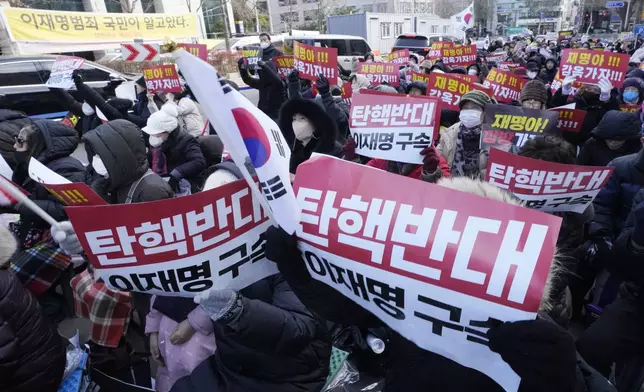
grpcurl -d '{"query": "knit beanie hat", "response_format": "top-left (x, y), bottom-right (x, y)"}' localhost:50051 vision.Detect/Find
top-left (143, 104), bottom-right (179, 135)
top-left (520, 79), bottom-right (548, 104)
top-left (459, 90), bottom-right (491, 109)
top-left (622, 77), bottom-right (644, 95)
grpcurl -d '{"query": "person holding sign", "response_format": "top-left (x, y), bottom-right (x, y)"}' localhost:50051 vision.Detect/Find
top-left (551, 76), bottom-right (619, 146)
top-left (437, 90), bottom-right (492, 178)
top-left (8, 122), bottom-right (85, 300)
top-left (265, 175), bottom-right (613, 392)
top-left (619, 77), bottom-right (644, 106)
top-left (520, 79), bottom-right (548, 110)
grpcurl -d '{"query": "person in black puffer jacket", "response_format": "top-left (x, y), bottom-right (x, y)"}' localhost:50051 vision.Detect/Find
top-left (0, 109), bottom-right (32, 170)
top-left (10, 120), bottom-right (86, 245)
top-left (238, 53), bottom-right (286, 122)
top-left (142, 105), bottom-right (207, 194)
top-left (0, 225), bottom-right (66, 392)
top-left (278, 96), bottom-right (343, 173)
top-left (578, 110), bottom-right (642, 167)
top-left (83, 119), bottom-right (174, 204)
top-left (544, 58), bottom-right (558, 84)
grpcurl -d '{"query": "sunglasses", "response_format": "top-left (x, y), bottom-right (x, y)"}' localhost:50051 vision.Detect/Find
top-left (14, 136), bottom-right (26, 148)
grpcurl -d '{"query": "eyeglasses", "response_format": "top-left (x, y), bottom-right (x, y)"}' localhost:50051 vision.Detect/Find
top-left (13, 136), bottom-right (26, 148)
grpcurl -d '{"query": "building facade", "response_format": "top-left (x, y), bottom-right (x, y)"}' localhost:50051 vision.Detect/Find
top-left (496, 0), bottom-right (566, 34)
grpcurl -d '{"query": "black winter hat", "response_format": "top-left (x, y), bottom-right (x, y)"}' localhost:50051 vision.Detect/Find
top-left (278, 98), bottom-right (338, 151)
top-left (135, 76), bottom-right (146, 88)
top-left (622, 77), bottom-right (644, 96)
top-left (406, 81), bottom-right (427, 95)
top-left (591, 110), bottom-right (642, 140)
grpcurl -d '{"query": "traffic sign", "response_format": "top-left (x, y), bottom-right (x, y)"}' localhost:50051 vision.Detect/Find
top-left (606, 1), bottom-right (624, 7)
top-left (634, 24), bottom-right (644, 37)
top-left (121, 43), bottom-right (160, 62)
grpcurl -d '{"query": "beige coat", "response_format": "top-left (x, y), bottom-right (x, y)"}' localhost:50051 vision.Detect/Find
top-left (437, 121), bottom-right (488, 178)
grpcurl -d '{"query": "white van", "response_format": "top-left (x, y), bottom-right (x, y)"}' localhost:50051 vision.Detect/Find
top-left (282, 34), bottom-right (378, 72)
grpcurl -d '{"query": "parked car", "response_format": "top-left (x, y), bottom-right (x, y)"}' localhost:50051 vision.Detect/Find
top-left (0, 55), bottom-right (132, 118)
top-left (391, 33), bottom-right (461, 55)
top-left (283, 34), bottom-right (378, 72)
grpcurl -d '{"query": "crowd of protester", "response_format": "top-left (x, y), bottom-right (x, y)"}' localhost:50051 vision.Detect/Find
top-left (3, 31), bottom-right (644, 392)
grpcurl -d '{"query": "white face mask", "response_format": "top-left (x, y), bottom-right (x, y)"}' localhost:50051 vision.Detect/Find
top-left (92, 156), bottom-right (108, 177)
top-left (260, 42), bottom-right (270, 49)
top-left (468, 69), bottom-right (478, 75)
top-left (82, 102), bottom-right (95, 116)
top-left (292, 119), bottom-right (314, 143)
top-left (459, 109), bottom-right (482, 128)
top-left (606, 140), bottom-right (626, 150)
top-left (366, 59), bottom-right (374, 63)
top-left (527, 71), bottom-right (538, 79)
top-left (149, 135), bottom-right (164, 148)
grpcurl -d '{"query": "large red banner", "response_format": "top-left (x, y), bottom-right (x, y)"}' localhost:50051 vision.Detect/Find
top-left (559, 48), bottom-right (629, 87)
top-left (486, 148), bottom-right (614, 213)
top-left (483, 68), bottom-right (524, 103)
top-left (357, 62), bottom-right (399, 86)
top-left (293, 41), bottom-right (338, 84)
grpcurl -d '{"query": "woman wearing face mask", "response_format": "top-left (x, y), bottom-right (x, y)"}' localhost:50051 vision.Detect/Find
top-left (7, 122), bottom-right (85, 301)
top-left (466, 64), bottom-right (483, 83)
top-left (437, 90), bottom-right (491, 178)
top-left (148, 91), bottom-right (206, 138)
top-left (278, 95), bottom-right (343, 174)
top-left (578, 110), bottom-right (643, 167)
top-left (142, 105), bottom-right (207, 194)
top-left (619, 78), bottom-right (644, 106)
top-left (551, 75), bottom-right (620, 146)
top-left (363, 52), bottom-right (375, 62)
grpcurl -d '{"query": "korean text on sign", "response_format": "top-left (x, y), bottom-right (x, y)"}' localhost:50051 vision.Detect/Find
top-left (2, 8), bottom-right (198, 43)
top-left (481, 104), bottom-right (559, 151)
top-left (349, 93), bottom-right (438, 164)
top-left (560, 49), bottom-right (629, 87)
top-left (64, 179), bottom-right (277, 296)
top-left (486, 148), bottom-right (614, 213)
top-left (410, 71), bottom-right (429, 84)
top-left (293, 154), bottom-right (562, 392)
top-left (357, 62), bottom-right (400, 86)
top-left (242, 46), bottom-right (262, 70)
top-left (486, 52), bottom-right (507, 64)
top-left (46, 183), bottom-right (107, 206)
top-left (273, 55), bottom-right (295, 78)
top-left (428, 73), bottom-right (474, 109)
top-left (143, 64), bottom-right (182, 93)
top-left (428, 41), bottom-right (454, 58)
top-left (388, 49), bottom-right (409, 65)
top-left (620, 104), bottom-right (639, 112)
top-left (550, 69), bottom-right (583, 95)
top-left (293, 41), bottom-right (338, 84)
top-left (483, 69), bottom-right (524, 103)
top-left (440, 44), bottom-right (477, 67)
top-left (549, 107), bottom-right (587, 133)
top-left (178, 43), bottom-right (207, 61)
top-left (45, 56), bottom-right (85, 90)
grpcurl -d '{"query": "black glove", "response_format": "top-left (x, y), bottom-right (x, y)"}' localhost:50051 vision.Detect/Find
top-left (487, 319), bottom-right (577, 392)
top-left (265, 225), bottom-right (299, 264)
top-left (316, 74), bottom-right (330, 95)
top-left (257, 59), bottom-right (266, 68)
top-left (72, 70), bottom-right (83, 89)
top-left (237, 57), bottom-right (247, 70)
top-left (167, 174), bottom-right (180, 192)
top-left (288, 69), bottom-right (299, 83)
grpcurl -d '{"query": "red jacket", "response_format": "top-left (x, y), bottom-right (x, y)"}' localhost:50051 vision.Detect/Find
top-left (365, 155), bottom-right (450, 180)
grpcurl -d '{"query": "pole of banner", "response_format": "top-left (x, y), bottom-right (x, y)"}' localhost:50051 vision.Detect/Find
top-left (0, 176), bottom-right (58, 227)
top-left (624, 1), bottom-right (631, 32)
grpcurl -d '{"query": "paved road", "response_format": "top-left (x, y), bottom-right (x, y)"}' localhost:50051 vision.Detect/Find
top-left (71, 87), bottom-right (259, 164)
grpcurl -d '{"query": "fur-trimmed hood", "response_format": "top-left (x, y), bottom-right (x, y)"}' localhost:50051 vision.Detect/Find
top-left (0, 224), bottom-right (17, 267)
top-left (278, 98), bottom-right (340, 154)
top-left (437, 176), bottom-right (562, 312)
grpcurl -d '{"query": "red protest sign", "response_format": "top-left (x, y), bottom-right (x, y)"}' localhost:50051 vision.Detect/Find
top-left (558, 30), bottom-right (573, 41)
top-left (620, 104), bottom-right (639, 112)
top-left (481, 104), bottom-right (559, 151)
top-left (487, 148), bottom-right (614, 213)
top-left (293, 41), bottom-right (338, 84)
top-left (410, 71), bottom-right (430, 85)
top-left (178, 43), bottom-right (208, 61)
top-left (483, 68), bottom-right (524, 103)
top-left (64, 179), bottom-right (276, 295)
top-left (143, 64), bottom-right (182, 93)
top-left (440, 44), bottom-right (477, 68)
top-left (273, 55), bottom-right (295, 79)
top-left (427, 73), bottom-right (475, 109)
top-left (486, 52), bottom-right (507, 64)
top-left (388, 49), bottom-right (409, 64)
top-left (60, 112), bottom-right (79, 128)
top-left (427, 41), bottom-right (454, 58)
top-left (349, 93), bottom-right (439, 164)
top-left (341, 82), bottom-right (352, 107)
top-left (498, 62), bottom-right (520, 72)
top-left (560, 48), bottom-right (629, 87)
top-left (451, 74), bottom-right (476, 83)
top-left (549, 107), bottom-right (587, 133)
top-left (46, 183), bottom-right (107, 206)
top-left (357, 62), bottom-right (399, 86)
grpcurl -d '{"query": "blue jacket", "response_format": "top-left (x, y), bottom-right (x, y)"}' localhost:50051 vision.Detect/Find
top-left (591, 149), bottom-right (644, 239)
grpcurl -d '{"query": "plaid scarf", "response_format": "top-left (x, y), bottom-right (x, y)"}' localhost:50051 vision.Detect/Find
top-left (451, 123), bottom-right (482, 178)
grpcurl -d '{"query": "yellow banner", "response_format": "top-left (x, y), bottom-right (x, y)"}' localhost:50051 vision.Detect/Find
top-left (2, 8), bottom-right (198, 43)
